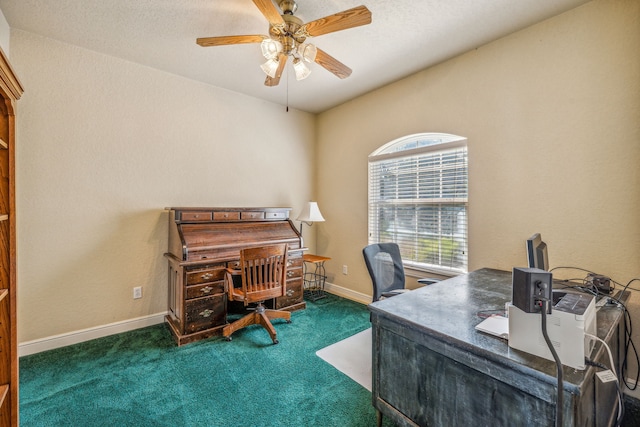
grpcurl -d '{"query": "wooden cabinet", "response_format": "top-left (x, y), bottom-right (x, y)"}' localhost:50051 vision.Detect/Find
top-left (0, 48), bottom-right (23, 427)
top-left (165, 207), bottom-right (305, 345)
top-left (166, 259), bottom-right (228, 342)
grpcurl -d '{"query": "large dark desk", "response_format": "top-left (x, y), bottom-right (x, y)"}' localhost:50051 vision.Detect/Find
top-left (369, 268), bottom-right (626, 427)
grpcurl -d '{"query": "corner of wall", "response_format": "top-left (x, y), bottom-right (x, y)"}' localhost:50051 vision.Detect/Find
top-left (0, 8), bottom-right (10, 55)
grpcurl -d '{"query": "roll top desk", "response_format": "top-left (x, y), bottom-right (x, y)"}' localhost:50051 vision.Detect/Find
top-left (165, 207), bottom-right (305, 345)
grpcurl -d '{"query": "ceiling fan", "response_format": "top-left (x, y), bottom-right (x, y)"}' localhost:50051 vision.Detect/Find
top-left (196, 0), bottom-right (372, 86)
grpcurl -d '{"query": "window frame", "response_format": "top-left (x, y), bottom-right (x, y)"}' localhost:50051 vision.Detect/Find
top-left (368, 133), bottom-right (468, 276)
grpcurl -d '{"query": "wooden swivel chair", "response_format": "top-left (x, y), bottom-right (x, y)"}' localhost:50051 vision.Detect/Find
top-left (222, 244), bottom-right (291, 344)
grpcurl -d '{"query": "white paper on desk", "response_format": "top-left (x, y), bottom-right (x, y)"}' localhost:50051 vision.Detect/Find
top-left (475, 315), bottom-right (509, 339)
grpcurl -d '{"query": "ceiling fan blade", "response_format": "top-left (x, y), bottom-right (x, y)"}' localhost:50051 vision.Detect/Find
top-left (314, 48), bottom-right (352, 79)
top-left (252, 0), bottom-right (285, 27)
top-left (265, 54), bottom-right (288, 86)
top-left (298, 5), bottom-right (371, 38)
top-left (196, 35), bottom-right (266, 47)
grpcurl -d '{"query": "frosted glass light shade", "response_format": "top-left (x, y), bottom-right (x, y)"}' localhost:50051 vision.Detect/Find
top-left (260, 58), bottom-right (279, 78)
top-left (297, 43), bottom-right (317, 63)
top-left (260, 38), bottom-right (283, 59)
top-left (293, 58), bottom-right (311, 81)
top-left (297, 202), bottom-right (325, 223)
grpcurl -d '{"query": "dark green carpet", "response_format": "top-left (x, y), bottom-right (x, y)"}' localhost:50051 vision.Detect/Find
top-left (20, 295), bottom-right (394, 427)
top-left (623, 394), bottom-right (640, 427)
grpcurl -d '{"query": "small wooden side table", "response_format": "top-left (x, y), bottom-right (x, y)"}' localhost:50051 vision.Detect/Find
top-left (302, 254), bottom-right (331, 301)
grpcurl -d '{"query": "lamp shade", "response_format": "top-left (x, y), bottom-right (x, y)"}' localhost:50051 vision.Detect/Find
top-left (296, 202), bottom-right (325, 222)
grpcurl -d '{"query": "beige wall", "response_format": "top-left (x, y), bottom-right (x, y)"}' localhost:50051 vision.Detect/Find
top-left (11, 30), bottom-right (316, 342)
top-left (317, 0), bottom-right (639, 371)
top-left (0, 8), bottom-right (9, 56)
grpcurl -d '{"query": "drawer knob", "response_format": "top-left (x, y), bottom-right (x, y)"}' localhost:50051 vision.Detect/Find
top-left (287, 271), bottom-right (295, 277)
top-left (286, 289), bottom-right (294, 297)
top-left (287, 260), bottom-right (294, 267)
top-left (200, 286), bottom-right (213, 294)
top-left (201, 273), bottom-right (213, 280)
top-left (199, 309), bottom-right (213, 318)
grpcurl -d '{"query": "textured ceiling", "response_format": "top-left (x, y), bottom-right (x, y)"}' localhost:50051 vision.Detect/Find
top-left (0, 0), bottom-right (590, 113)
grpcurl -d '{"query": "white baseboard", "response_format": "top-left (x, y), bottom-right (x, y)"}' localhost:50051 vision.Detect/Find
top-left (17, 287), bottom-right (371, 357)
top-left (324, 281), bottom-right (372, 305)
top-left (18, 312), bottom-right (167, 357)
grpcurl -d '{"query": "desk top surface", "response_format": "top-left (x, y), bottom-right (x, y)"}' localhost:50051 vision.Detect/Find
top-left (369, 268), bottom-right (627, 387)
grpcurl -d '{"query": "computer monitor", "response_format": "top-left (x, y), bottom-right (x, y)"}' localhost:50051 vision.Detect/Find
top-left (526, 233), bottom-right (549, 271)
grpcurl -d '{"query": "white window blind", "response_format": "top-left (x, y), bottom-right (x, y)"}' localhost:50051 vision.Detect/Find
top-left (368, 134), bottom-right (468, 274)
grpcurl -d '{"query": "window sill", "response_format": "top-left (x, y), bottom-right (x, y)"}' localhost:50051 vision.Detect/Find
top-left (404, 265), bottom-right (464, 280)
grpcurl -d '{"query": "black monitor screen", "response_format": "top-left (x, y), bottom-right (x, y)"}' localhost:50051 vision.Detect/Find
top-left (526, 233), bottom-right (549, 271)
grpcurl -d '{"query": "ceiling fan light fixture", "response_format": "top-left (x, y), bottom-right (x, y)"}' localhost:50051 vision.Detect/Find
top-left (260, 38), bottom-right (283, 60)
top-left (293, 58), bottom-right (311, 81)
top-left (260, 58), bottom-right (280, 78)
top-left (297, 43), bottom-right (317, 63)
top-left (196, 2), bottom-right (372, 87)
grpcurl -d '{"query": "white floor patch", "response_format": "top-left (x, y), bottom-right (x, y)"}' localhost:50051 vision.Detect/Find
top-left (316, 328), bottom-right (372, 391)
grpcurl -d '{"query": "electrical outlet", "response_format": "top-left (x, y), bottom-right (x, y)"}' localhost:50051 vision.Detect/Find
top-left (342, 265), bottom-right (348, 275)
top-left (133, 286), bottom-right (142, 299)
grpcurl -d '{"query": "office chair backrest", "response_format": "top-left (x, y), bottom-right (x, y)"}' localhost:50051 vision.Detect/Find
top-left (362, 243), bottom-right (405, 302)
top-left (238, 244), bottom-right (288, 304)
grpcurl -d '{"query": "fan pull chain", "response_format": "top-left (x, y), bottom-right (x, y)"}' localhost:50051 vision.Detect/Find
top-left (286, 67), bottom-right (289, 112)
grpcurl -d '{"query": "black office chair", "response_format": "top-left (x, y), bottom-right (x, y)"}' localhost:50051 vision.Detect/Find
top-left (363, 242), bottom-right (441, 302)
top-left (362, 243), bottom-right (412, 302)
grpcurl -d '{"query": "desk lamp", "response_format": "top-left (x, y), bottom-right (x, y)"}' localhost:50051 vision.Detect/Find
top-left (296, 202), bottom-right (325, 243)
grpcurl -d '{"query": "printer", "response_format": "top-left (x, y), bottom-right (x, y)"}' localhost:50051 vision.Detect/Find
top-left (508, 291), bottom-right (596, 370)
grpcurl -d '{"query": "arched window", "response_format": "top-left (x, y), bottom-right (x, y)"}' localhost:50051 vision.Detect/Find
top-left (368, 133), bottom-right (468, 274)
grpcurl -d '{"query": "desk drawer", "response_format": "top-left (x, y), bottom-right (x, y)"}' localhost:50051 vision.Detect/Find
top-left (274, 278), bottom-right (303, 309)
top-left (241, 211), bottom-right (265, 220)
top-left (265, 211), bottom-right (287, 220)
top-left (185, 295), bottom-right (226, 333)
top-left (180, 211), bottom-right (213, 222)
top-left (186, 281), bottom-right (225, 300)
top-left (213, 211), bottom-right (240, 221)
top-left (286, 257), bottom-right (303, 269)
top-left (186, 267), bottom-right (225, 285)
top-left (286, 268), bottom-right (302, 280)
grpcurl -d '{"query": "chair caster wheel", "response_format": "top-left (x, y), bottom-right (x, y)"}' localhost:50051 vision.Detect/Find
top-left (286, 320), bottom-right (292, 324)
top-left (273, 339), bottom-right (279, 345)
top-left (225, 336), bottom-right (232, 342)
